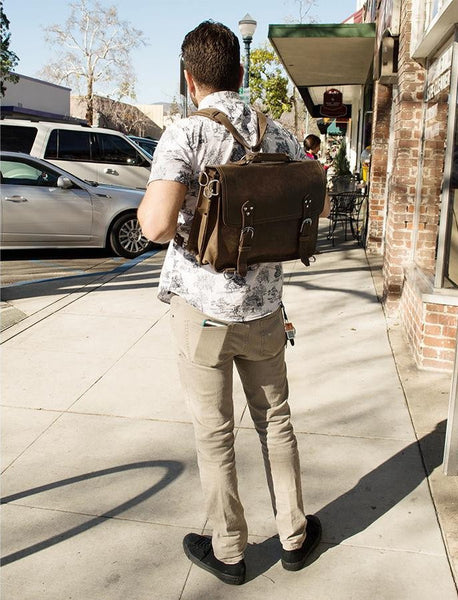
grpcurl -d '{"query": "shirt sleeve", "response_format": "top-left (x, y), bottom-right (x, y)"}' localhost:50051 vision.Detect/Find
top-left (286, 129), bottom-right (306, 160)
top-left (147, 122), bottom-right (194, 186)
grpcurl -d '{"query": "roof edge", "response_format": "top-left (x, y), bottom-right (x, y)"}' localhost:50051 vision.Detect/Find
top-left (268, 23), bottom-right (376, 40)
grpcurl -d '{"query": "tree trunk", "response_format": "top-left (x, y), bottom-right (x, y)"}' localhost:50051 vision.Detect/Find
top-left (86, 76), bottom-right (94, 125)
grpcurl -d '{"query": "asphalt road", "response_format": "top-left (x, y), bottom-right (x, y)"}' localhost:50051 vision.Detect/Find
top-left (0, 248), bottom-right (165, 332)
top-left (1, 248), bottom-right (133, 287)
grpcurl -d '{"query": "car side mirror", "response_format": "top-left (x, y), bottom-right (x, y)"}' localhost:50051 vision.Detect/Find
top-left (57, 176), bottom-right (73, 189)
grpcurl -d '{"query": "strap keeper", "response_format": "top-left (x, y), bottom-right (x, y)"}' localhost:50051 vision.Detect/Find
top-left (298, 195), bottom-right (313, 267)
top-left (236, 201), bottom-right (255, 277)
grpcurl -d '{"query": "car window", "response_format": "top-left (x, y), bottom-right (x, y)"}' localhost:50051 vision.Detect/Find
top-left (138, 140), bottom-right (156, 155)
top-left (0, 125), bottom-right (38, 153)
top-left (45, 129), bottom-right (92, 161)
top-left (1, 159), bottom-right (60, 187)
top-left (94, 133), bottom-right (144, 165)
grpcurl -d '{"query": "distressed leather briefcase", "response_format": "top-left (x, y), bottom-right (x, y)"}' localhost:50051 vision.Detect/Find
top-left (179, 108), bottom-right (327, 277)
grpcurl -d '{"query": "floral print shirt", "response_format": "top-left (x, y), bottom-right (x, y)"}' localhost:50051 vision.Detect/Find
top-left (148, 91), bottom-right (305, 322)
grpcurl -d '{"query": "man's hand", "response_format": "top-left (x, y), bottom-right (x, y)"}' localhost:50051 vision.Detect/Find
top-left (137, 180), bottom-right (187, 244)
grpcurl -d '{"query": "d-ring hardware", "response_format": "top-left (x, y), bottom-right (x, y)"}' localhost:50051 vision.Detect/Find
top-left (300, 218), bottom-right (312, 233)
top-left (198, 172), bottom-right (209, 187)
top-left (204, 179), bottom-right (220, 198)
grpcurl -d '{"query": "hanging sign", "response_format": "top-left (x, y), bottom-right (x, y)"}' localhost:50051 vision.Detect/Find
top-left (320, 88), bottom-right (347, 118)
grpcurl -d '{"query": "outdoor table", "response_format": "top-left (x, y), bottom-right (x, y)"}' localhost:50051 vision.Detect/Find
top-left (327, 190), bottom-right (367, 246)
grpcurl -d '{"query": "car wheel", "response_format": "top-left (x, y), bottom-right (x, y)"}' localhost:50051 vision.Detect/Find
top-left (109, 213), bottom-right (154, 259)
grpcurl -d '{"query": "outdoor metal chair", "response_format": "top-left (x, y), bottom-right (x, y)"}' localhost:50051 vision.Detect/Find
top-left (327, 191), bottom-right (367, 246)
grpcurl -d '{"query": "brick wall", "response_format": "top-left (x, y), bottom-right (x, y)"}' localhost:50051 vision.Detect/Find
top-left (382, 0), bottom-right (425, 311)
top-left (368, 0), bottom-right (455, 371)
top-left (400, 274), bottom-right (458, 371)
top-left (366, 83), bottom-right (391, 252)
top-left (414, 91), bottom-right (448, 274)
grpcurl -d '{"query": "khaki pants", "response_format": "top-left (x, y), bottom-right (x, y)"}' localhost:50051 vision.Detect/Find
top-left (169, 295), bottom-right (306, 564)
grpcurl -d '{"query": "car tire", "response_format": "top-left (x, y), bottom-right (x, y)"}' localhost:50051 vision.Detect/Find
top-left (109, 213), bottom-right (154, 259)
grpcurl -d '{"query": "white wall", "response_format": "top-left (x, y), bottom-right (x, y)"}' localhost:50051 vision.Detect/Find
top-left (136, 104), bottom-right (165, 129)
top-left (2, 73), bottom-right (71, 116)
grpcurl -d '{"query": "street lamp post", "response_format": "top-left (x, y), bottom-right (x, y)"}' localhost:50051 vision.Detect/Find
top-left (238, 14), bottom-right (257, 90)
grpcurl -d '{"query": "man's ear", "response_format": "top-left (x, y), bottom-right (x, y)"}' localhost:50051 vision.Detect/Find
top-left (184, 70), bottom-right (196, 96)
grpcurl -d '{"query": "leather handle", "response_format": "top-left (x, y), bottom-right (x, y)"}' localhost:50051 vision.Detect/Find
top-left (246, 153), bottom-right (292, 164)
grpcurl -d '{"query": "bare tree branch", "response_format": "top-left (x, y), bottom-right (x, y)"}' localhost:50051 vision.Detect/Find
top-left (40, 0), bottom-right (147, 123)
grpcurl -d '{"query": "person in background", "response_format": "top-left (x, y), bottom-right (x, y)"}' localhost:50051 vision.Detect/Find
top-left (138, 20), bottom-right (328, 587)
top-left (304, 134), bottom-right (321, 160)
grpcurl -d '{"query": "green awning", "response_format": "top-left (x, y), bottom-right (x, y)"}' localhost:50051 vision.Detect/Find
top-left (269, 23), bottom-right (376, 87)
top-left (268, 23), bottom-right (376, 115)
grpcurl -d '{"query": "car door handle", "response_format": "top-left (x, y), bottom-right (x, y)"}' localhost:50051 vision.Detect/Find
top-left (104, 168), bottom-right (119, 175)
top-left (4, 196), bottom-right (28, 202)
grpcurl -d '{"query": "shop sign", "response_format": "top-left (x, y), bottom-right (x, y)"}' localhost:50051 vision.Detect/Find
top-left (320, 89), bottom-right (347, 118)
top-left (426, 45), bottom-right (453, 101)
top-left (425, 102), bottom-right (441, 139)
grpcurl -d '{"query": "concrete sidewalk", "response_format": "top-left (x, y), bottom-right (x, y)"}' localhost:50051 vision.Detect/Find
top-left (1, 230), bottom-right (457, 599)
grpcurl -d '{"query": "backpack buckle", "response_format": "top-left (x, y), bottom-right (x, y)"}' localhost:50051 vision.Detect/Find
top-left (240, 226), bottom-right (255, 241)
top-left (300, 217), bottom-right (312, 233)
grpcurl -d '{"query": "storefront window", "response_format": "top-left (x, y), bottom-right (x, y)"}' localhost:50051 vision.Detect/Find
top-left (435, 30), bottom-right (458, 289)
top-left (443, 97), bottom-right (458, 287)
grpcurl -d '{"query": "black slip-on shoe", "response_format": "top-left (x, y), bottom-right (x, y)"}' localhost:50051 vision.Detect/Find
top-left (281, 514), bottom-right (322, 571)
top-left (183, 533), bottom-right (246, 585)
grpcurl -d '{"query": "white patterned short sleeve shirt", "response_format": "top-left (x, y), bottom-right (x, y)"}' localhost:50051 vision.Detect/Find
top-left (148, 91), bottom-right (305, 322)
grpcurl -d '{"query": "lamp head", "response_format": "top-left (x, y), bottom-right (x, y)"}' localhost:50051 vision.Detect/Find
top-left (238, 14), bottom-right (257, 41)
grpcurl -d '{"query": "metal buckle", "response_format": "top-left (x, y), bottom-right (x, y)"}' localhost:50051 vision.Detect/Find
top-left (300, 217), bottom-right (312, 233)
top-left (240, 226), bottom-right (254, 241)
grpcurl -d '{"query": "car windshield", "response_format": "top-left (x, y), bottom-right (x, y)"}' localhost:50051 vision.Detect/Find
top-left (0, 154), bottom-right (100, 189)
top-left (129, 137), bottom-right (157, 158)
top-left (137, 147), bottom-right (153, 159)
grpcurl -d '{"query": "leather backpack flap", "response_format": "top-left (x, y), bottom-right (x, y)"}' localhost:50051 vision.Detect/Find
top-left (217, 159), bottom-right (326, 265)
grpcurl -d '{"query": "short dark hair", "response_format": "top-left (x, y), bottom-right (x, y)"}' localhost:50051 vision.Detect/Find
top-left (181, 21), bottom-right (241, 92)
top-left (304, 134), bottom-right (321, 152)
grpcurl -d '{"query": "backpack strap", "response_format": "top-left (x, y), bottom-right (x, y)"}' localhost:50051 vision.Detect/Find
top-left (192, 108), bottom-right (267, 153)
top-left (299, 194), bottom-right (313, 268)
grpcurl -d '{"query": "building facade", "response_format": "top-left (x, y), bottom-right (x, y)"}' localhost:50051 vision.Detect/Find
top-left (268, 0), bottom-right (457, 373)
top-left (1, 73), bottom-right (76, 122)
top-left (367, 0), bottom-right (458, 371)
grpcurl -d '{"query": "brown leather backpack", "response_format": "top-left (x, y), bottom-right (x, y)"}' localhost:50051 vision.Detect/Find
top-left (177, 108), bottom-right (327, 277)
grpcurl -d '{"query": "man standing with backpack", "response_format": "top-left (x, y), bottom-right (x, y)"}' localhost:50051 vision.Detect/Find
top-left (138, 20), bottom-right (328, 586)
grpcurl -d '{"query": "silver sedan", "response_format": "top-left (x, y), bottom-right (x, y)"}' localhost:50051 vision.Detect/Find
top-left (0, 151), bottom-right (155, 258)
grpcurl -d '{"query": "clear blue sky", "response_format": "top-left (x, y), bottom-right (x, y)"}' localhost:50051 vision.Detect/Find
top-left (4, 0), bottom-right (358, 104)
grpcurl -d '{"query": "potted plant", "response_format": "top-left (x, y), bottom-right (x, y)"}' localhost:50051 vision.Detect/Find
top-left (331, 141), bottom-right (354, 192)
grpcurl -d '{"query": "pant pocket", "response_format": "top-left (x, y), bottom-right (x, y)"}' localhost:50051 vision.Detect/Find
top-left (260, 309), bottom-right (286, 358)
top-left (187, 321), bottom-right (229, 367)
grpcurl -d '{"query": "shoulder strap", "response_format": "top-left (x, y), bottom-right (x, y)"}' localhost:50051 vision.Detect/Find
top-left (192, 108), bottom-right (267, 153)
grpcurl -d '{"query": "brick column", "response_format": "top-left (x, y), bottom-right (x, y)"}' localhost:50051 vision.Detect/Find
top-left (414, 92), bottom-right (448, 273)
top-left (366, 83), bottom-right (392, 253)
top-left (382, 0), bottom-right (425, 312)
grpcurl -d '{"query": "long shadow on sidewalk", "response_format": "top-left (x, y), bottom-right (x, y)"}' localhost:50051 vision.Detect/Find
top-left (311, 422), bottom-right (446, 560)
top-left (247, 423), bottom-right (446, 578)
top-left (1, 428), bottom-right (447, 578)
top-left (1, 460), bottom-right (184, 566)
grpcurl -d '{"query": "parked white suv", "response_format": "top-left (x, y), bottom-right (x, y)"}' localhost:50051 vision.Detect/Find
top-left (0, 119), bottom-right (152, 189)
